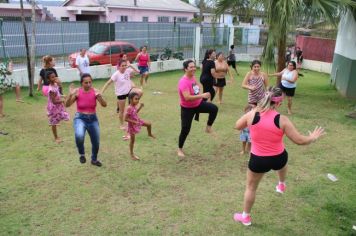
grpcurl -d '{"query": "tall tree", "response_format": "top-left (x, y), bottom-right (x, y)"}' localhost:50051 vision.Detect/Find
top-left (20, 0), bottom-right (33, 96)
top-left (215, 0), bottom-right (356, 84)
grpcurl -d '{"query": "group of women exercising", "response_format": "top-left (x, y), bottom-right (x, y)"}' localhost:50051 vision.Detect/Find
top-left (1, 46), bottom-right (325, 226)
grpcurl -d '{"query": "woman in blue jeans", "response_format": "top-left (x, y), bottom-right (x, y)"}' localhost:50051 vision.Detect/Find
top-left (66, 73), bottom-right (107, 167)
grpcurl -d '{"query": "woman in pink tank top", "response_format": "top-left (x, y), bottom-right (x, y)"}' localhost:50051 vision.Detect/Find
top-left (135, 46), bottom-right (150, 87)
top-left (232, 86), bottom-right (325, 226)
top-left (66, 73), bottom-right (107, 167)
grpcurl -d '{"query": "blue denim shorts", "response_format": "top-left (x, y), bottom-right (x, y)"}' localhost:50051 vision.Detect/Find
top-left (138, 66), bottom-right (149, 75)
top-left (240, 132), bottom-right (250, 142)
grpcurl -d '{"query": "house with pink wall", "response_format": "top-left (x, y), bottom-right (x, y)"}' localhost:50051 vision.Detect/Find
top-left (49, 0), bottom-right (199, 23)
top-left (0, 0), bottom-right (198, 22)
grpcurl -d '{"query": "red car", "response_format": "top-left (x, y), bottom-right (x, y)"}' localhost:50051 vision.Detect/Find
top-left (69, 41), bottom-right (139, 67)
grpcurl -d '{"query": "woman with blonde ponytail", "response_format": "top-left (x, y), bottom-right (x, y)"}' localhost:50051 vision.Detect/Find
top-left (232, 86), bottom-right (325, 226)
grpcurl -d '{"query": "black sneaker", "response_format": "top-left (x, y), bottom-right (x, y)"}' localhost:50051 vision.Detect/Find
top-left (91, 160), bottom-right (102, 167)
top-left (79, 155), bottom-right (86, 164)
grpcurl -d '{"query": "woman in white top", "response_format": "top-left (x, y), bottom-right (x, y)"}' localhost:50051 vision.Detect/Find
top-left (101, 59), bottom-right (142, 130)
top-left (269, 61), bottom-right (298, 115)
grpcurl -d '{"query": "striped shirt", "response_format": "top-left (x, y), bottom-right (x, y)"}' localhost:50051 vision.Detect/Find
top-left (248, 74), bottom-right (265, 104)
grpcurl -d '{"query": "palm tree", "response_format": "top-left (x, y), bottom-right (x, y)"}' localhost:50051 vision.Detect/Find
top-left (215, 0), bottom-right (356, 84)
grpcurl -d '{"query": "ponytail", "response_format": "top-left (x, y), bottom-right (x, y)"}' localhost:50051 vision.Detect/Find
top-left (257, 86), bottom-right (283, 112)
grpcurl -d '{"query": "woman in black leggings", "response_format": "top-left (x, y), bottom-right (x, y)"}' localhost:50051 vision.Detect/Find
top-left (200, 49), bottom-right (218, 101)
top-left (177, 60), bottom-right (218, 158)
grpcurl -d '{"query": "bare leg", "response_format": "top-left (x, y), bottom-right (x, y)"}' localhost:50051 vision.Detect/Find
top-left (0, 95), bottom-right (4, 117)
top-left (118, 99), bottom-right (126, 128)
top-left (51, 125), bottom-right (61, 143)
top-left (140, 75), bottom-right (144, 87)
top-left (246, 142), bottom-right (251, 153)
top-left (144, 73), bottom-right (149, 83)
top-left (142, 120), bottom-right (155, 138)
top-left (277, 165), bottom-right (288, 182)
top-left (205, 125), bottom-right (213, 133)
top-left (15, 84), bottom-right (23, 102)
top-left (129, 134), bottom-right (139, 160)
top-left (287, 96), bottom-right (293, 115)
top-left (240, 142), bottom-right (247, 155)
top-left (218, 87), bottom-right (223, 104)
top-left (243, 169), bottom-right (264, 214)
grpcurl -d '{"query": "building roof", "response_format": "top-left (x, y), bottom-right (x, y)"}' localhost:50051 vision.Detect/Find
top-left (62, 0), bottom-right (199, 13)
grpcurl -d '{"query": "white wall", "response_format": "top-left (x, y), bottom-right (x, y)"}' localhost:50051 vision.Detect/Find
top-left (334, 10), bottom-right (356, 60)
top-left (299, 59), bottom-right (332, 74)
top-left (8, 60), bottom-right (185, 87)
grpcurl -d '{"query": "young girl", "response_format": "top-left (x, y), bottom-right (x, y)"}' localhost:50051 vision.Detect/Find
top-left (124, 92), bottom-right (155, 160)
top-left (38, 55), bottom-right (62, 96)
top-left (47, 71), bottom-right (69, 143)
top-left (240, 105), bottom-right (252, 155)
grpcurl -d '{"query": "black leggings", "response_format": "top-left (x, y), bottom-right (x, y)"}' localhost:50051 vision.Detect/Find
top-left (202, 83), bottom-right (216, 101)
top-left (178, 101), bottom-right (218, 148)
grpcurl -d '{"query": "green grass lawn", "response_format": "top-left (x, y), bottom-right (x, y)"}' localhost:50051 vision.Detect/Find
top-left (0, 62), bottom-right (355, 235)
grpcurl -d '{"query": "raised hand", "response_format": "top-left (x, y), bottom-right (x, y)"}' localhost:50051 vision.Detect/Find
top-left (308, 126), bottom-right (326, 142)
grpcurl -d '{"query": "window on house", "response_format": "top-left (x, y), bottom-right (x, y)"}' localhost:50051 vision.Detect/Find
top-left (142, 17), bottom-right (149, 22)
top-left (176, 17), bottom-right (187, 23)
top-left (122, 45), bottom-right (136, 53)
top-left (61, 17), bottom-right (69, 21)
top-left (158, 16), bottom-right (169, 23)
top-left (120, 16), bottom-right (128, 22)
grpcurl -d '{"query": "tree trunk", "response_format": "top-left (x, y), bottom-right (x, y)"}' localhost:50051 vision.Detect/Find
top-left (30, 0), bottom-right (36, 96)
top-left (276, 37), bottom-right (286, 86)
top-left (19, 0), bottom-right (33, 96)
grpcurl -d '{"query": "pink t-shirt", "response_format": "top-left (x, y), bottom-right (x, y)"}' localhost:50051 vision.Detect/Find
top-left (111, 68), bottom-right (133, 96)
top-left (249, 110), bottom-right (285, 156)
top-left (178, 75), bottom-right (202, 108)
top-left (76, 88), bottom-right (97, 113)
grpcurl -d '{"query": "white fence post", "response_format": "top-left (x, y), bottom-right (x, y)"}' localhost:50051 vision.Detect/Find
top-left (194, 26), bottom-right (201, 63)
top-left (228, 26), bottom-right (234, 48)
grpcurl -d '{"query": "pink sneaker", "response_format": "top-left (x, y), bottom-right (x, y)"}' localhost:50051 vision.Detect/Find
top-left (233, 213), bottom-right (251, 226)
top-left (276, 183), bottom-right (286, 194)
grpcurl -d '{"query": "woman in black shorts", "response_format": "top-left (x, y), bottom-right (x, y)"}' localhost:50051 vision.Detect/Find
top-left (214, 52), bottom-right (233, 104)
top-left (233, 86), bottom-right (325, 226)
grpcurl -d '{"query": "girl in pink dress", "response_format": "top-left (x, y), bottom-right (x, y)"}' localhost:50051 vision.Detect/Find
top-left (124, 92), bottom-right (155, 160)
top-left (47, 71), bottom-right (69, 143)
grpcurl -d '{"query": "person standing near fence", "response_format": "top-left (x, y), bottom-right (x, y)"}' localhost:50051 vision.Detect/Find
top-left (295, 47), bottom-right (303, 70)
top-left (0, 61), bottom-right (22, 118)
top-left (178, 60), bottom-right (218, 158)
top-left (135, 46), bottom-right (150, 87)
top-left (242, 60), bottom-right (268, 106)
top-left (200, 49), bottom-right (218, 101)
top-left (65, 73), bottom-right (107, 167)
top-left (227, 45), bottom-right (239, 76)
top-left (214, 52), bottom-right (233, 104)
top-left (76, 49), bottom-right (90, 78)
top-left (233, 86), bottom-right (325, 226)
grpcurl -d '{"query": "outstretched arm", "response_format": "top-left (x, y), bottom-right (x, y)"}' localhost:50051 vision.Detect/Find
top-left (281, 115), bottom-right (325, 145)
top-left (101, 79), bottom-right (113, 94)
